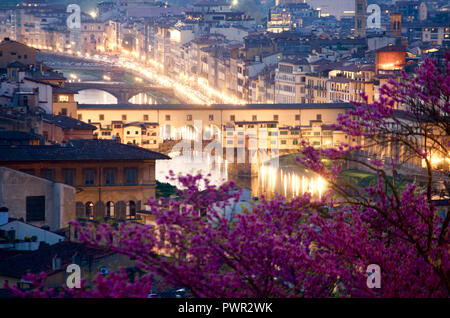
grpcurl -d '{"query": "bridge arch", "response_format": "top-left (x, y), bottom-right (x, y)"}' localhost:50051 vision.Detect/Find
top-left (203, 124), bottom-right (221, 141)
top-left (178, 124), bottom-right (200, 141)
top-left (160, 124), bottom-right (177, 140)
top-left (74, 88), bottom-right (118, 104)
top-left (128, 92), bottom-right (157, 104)
top-left (67, 82), bottom-right (167, 104)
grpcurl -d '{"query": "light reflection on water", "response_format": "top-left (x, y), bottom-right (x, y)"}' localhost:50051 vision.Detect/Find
top-left (74, 89), bottom-right (118, 104)
top-left (155, 151), bottom-right (228, 190)
top-left (156, 151), bottom-right (326, 200)
top-left (258, 165), bottom-right (326, 200)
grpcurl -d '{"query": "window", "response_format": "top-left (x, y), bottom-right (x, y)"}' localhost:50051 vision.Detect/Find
top-left (99, 114), bottom-right (104, 121)
top-left (127, 201), bottom-right (136, 219)
top-left (104, 169), bottom-right (115, 185)
top-left (252, 115), bottom-right (257, 121)
top-left (84, 169), bottom-right (95, 185)
top-left (165, 115), bottom-right (171, 121)
top-left (316, 114), bottom-right (322, 121)
top-left (63, 169), bottom-right (75, 185)
top-left (281, 140), bottom-right (287, 145)
top-left (209, 114), bottom-right (214, 121)
top-left (85, 202), bottom-right (94, 219)
top-left (273, 115), bottom-right (279, 121)
top-left (106, 202), bottom-right (115, 218)
top-left (293, 139), bottom-right (299, 145)
top-left (26, 196), bottom-right (45, 222)
top-left (127, 131), bottom-right (130, 135)
top-left (295, 114), bottom-right (300, 121)
top-left (187, 114), bottom-right (192, 121)
top-left (41, 169), bottom-right (54, 181)
top-left (230, 115), bottom-right (235, 121)
top-left (280, 131), bottom-right (288, 135)
top-left (143, 114), bottom-right (149, 121)
top-left (135, 130), bottom-right (139, 135)
top-left (61, 108), bottom-right (67, 116)
top-left (122, 114), bottom-right (127, 121)
top-left (125, 168), bottom-right (137, 184)
top-left (58, 95), bottom-right (69, 102)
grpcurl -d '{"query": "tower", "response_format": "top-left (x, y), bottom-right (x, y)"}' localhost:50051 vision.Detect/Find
top-left (355, 0), bottom-right (367, 37)
top-left (390, 13), bottom-right (402, 37)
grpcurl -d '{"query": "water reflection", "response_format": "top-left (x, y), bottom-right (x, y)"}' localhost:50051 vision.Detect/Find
top-left (259, 165), bottom-right (326, 200)
top-left (156, 150), bottom-right (326, 200)
top-left (129, 93), bottom-right (156, 105)
top-left (74, 89), bottom-right (118, 104)
top-left (156, 151), bottom-right (228, 190)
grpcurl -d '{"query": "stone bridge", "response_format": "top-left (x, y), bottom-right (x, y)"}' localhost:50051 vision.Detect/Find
top-left (66, 82), bottom-right (174, 104)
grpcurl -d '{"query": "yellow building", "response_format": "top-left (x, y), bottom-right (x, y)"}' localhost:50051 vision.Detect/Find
top-left (92, 120), bottom-right (160, 150)
top-left (52, 87), bottom-right (78, 118)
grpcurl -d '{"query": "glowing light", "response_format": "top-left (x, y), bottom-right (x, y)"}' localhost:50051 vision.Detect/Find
top-left (260, 165), bottom-right (327, 199)
top-left (90, 11), bottom-right (97, 19)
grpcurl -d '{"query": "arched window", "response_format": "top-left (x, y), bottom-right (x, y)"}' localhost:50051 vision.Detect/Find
top-left (126, 201), bottom-right (136, 219)
top-left (106, 201), bottom-right (115, 218)
top-left (85, 202), bottom-right (94, 219)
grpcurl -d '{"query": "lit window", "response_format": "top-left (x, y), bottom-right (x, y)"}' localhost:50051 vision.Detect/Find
top-left (58, 95), bottom-right (69, 102)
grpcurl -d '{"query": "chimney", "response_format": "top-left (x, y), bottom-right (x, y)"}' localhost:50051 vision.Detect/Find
top-left (0, 207), bottom-right (8, 226)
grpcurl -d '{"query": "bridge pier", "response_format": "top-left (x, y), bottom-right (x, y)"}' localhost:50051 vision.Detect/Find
top-left (117, 92), bottom-right (132, 104)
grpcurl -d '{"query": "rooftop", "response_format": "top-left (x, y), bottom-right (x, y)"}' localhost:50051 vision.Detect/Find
top-left (42, 114), bottom-right (97, 131)
top-left (0, 241), bottom-right (113, 278)
top-left (0, 130), bottom-right (42, 141)
top-left (0, 139), bottom-right (170, 162)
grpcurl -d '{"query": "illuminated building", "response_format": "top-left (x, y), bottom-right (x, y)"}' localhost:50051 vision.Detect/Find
top-left (375, 45), bottom-right (406, 73)
top-left (267, 2), bottom-right (319, 33)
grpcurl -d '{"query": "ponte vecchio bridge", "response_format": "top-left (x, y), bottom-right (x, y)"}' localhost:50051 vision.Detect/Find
top-left (66, 82), bottom-right (174, 104)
